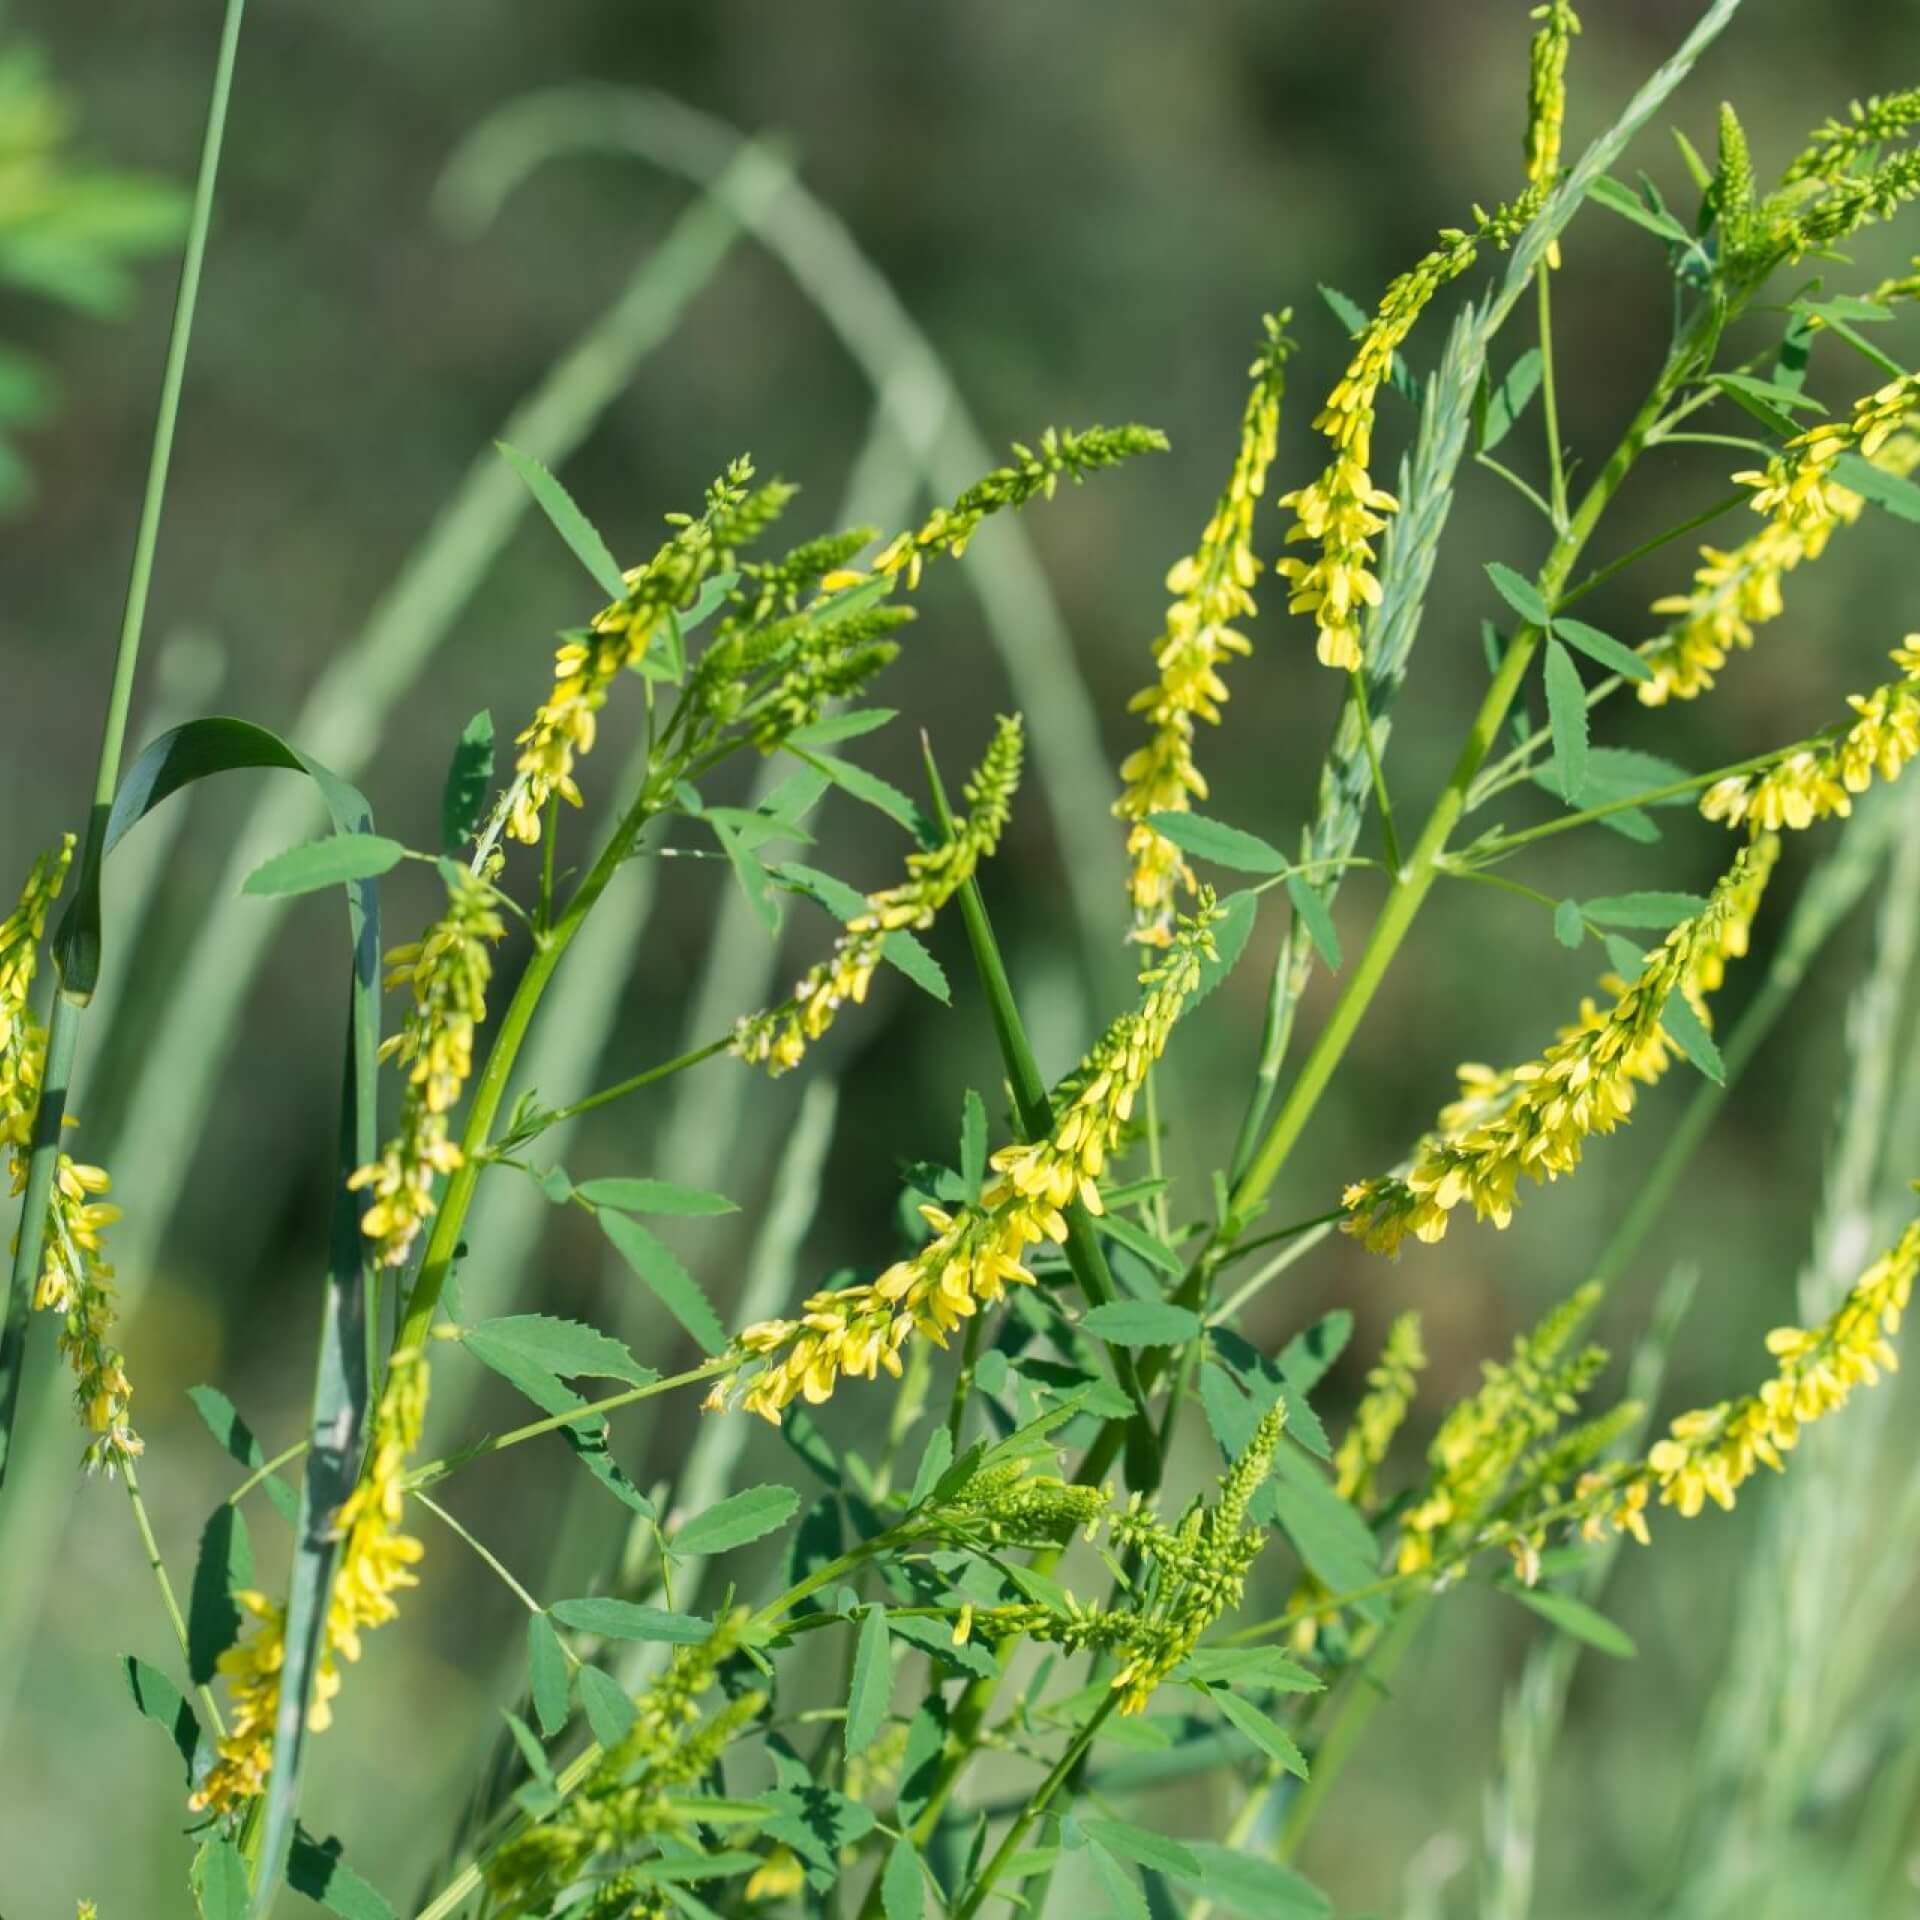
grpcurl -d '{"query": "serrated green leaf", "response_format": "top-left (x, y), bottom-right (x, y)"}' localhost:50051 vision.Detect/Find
top-left (1582, 891), bottom-right (1705, 930)
top-left (1175, 1646), bottom-right (1322, 1693)
top-left (1542, 637), bottom-right (1589, 803)
top-left (287, 1830), bottom-right (399, 1920)
top-left (551, 1598), bottom-right (712, 1643)
top-left (1318, 283), bottom-right (1369, 336)
top-left (1173, 1843), bottom-right (1331, 1918)
top-left (1143, 811), bottom-right (1286, 875)
top-left (1093, 1211), bottom-right (1184, 1277)
top-left (1486, 561), bottom-right (1552, 629)
top-left (1586, 173), bottom-right (1691, 242)
top-left (787, 708), bottom-right (897, 748)
top-left (1711, 372), bottom-right (1817, 437)
top-left (1554, 899), bottom-right (1585, 949)
top-left (463, 1314), bottom-right (654, 1385)
top-left (122, 1653), bottom-right (201, 1781)
top-left (1661, 990), bottom-right (1726, 1083)
top-left (1553, 617), bottom-right (1653, 683)
top-left (800, 749), bottom-right (927, 836)
top-left (1084, 1820), bottom-right (1200, 1879)
top-left (1506, 1583), bottom-right (1638, 1658)
top-left (598, 1212), bottom-right (727, 1355)
top-left (881, 1836), bottom-right (924, 1920)
top-left (528, 1613), bottom-right (571, 1735)
top-left (241, 832), bottom-right (406, 897)
top-left (710, 816), bottom-right (781, 939)
top-left (1285, 873), bottom-right (1342, 971)
top-left (672, 1483), bottom-right (801, 1557)
top-left (496, 440), bottom-right (627, 600)
top-left (441, 711), bottom-right (495, 852)
top-left (1190, 887), bottom-right (1258, 1008)
top-left (1088, 1844), bottom-right (1151, 1920)
top-left (1211, 1690), bottom-right (1309, 1777)
top-left (881, 928), bottom-right (950, 1004)
top-left (845, 1604), bottom-right (892, 1756)
top-left (193, 1836), bottom-right (250, 1920)
top-left (908, 1425), bottom-right (953, 1508)
top-left (1278, 1310), bottom-right (1351, 1391)
top-left (577, 1663), bottom-right (639, 1745)
top-left (1480, 346), bottom-right (1544, 452)
top-left (772, 861), bottom-right (946, 1000)
top-left (1834, 451), bottom-right (1920, 523)
top-left (577, 1178), bottom-right (737, 1216)
top-left (1083, 1299), bottom-right (1201, 1347)
top-left (188, 1504), bottom-right (251, 1685)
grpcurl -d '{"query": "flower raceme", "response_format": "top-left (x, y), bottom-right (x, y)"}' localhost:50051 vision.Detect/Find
top-left (1333, 1310), bottom-right (1426, 1506)
top-left (1701, 638), bottom-right (1920, 832)
top-left (1638, 385), bottom-right (1920, 707)
top-left (710, 896), bottom-right (1221, 1422)
top-left (1, 837), bottom-right (139, 1473)
top-left (732, 714), bottom-right (1025, 1077)
top-left (1278, 191), bottom-right (1543, 678)
top-left (348, 863), bottom-right (506, 1269)
top-left (1114, 314), bottom-right (1294, 945)
top-left (1526, 1), bottom-right (1581, 267)
top-left (1582, 1218), bottom-right (1919, 1546)
top-left (1343, 836), bottom-right (1779, 1256)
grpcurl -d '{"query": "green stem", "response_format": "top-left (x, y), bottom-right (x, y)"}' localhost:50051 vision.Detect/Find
top-left (1, 0), bottom-right (250, 1472)
top-left (1553, 487), bottom-right (1748, 613)
top-left (1347, 668), bottom-right (1403, 872)
top-left (1537, 270), bottom-right (1570, 530)
top-left (124, 1461), bottom-right (227, 1740)
top-left (506, 1032), bottom-right (733, 1139)
top-left (412, 1489), bottom-right (547, 1615)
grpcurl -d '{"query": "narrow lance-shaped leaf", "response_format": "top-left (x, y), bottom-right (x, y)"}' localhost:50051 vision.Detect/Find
top-left (496, 440), bottom-right (628, 600)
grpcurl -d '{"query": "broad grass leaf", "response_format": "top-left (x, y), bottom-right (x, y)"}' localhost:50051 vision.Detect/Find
top-left (527, 1613), bottom-right (571, 1735)
top-left (1506, 1583), bottom-right (1638, 1658)
top-left (463, 1314), bottom-right (654, 1385)
top-left (241, 832), bottom-right (406, 897)
top-left (1142, 810), bottom-right (1286, 875)
top-left (440, 710), bottom-right (495, 851)
top-left (576, 1178), bottom-right (736, 1216)
top-left (1083, 1300), bottom-right (1200, 1346)
top-left (672, 1483), bottom-right (801, 1557)
top-left (598, 1212), bottom-right (727, 1355)
top-left (551, 1597), bottom-right (710, 1643)
top-left (844, 1604), bottom-right (892, 1756)
top-left (496, 440), bottom-right (626, 599)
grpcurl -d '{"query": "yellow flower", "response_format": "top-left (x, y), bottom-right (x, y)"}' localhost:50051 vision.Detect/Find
top-left (712, 897), bottom-right (1220, 1421)
top-left (192, 1352), bottom-right (430, 1815)
top-left (1701, 640), bottom-right (1920, 833)
top-left (1526, 2), bottom-right (1581, 267)
top-left (348, 865), bottom-right (505, 1267)
top-left (1278, 194), bottom-right (1542, 674)
top-left (1115, 315), bottom-right (1293, 944)
top-left (1345, 837), bottom-right (1778, 1256)
top-left (733, 715), bottom-right (1024, 1076)
top-left (1333, 1311), bottom-right (1426, 1505)
top-left (1583, 1218), bottom-right (1918, 1542)
top-left (1640, 383), bottom-right (1920, 706)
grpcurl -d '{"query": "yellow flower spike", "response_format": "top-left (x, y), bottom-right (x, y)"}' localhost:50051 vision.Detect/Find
top-left (732, 715), bottom-right (1024, 1076)
top-left (1333, 1311), bottom-right (1427, 1505)
top-left (1583, 1219), bottom-right (1920, 1546)
top-left (1278, 192), bottom-right (1544, 674)
top-left (1114, 314), bottom-right (1295, 944)
top-left (1640, 384), bottom-right (1920, 707)
top-left (1345, 837), bottom-right (1779, 1257)
top-left (712, 897), bottom-right (1220, 1421)
top-left (1701, 641), bottom-right (1920, 833)
top-left (1526, 2), bottom-right (1582, 268)
top-left (348, 864), bottom-right (505, 1269)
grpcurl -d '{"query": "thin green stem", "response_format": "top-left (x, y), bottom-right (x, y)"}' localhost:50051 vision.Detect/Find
top-left (226, 1439), bottom-right (307, 1508)
top-left (1553, 487), bottom-right (1747, 613)
top-left (1477, 451), bottom-right (1560, 526)
top-left (412, 1490), bottom-right (546, 1615)
top-left (1347, 669), bottom-right (1403, 873)
top-left (1538, 270), bottom-right (1570, 530)
top-left (501, 1032), bottom-right (733, 1141)
top-left (124, 1461), bottom-right (227, 1740)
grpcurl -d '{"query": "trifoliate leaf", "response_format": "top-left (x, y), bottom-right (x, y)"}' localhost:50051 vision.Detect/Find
top-left (577, 1664), bottom-right (639, 1745)
top-left (1286, 872), bottom-right (1342, 971)
top-left (1553, 617), bottom-right (1653, 683)
top-left (550, 1598), bottom-right (711, 1643)
top-left (440, 710), bottom-right (495, 852)
top-left (1083, 1300), bottom-right (1201, 1347)
top-left (241, 832), bottom-right (406, 897)
top-left (1485, 561), bottom-right (1552, 629)
top-left (881, 1837), bottom-right (924, 1920)
top-left (1211, 1690), bottom-right (1309, 1777)
top-left (462, 1314), bottom-right (654, 1386)
top-left (598, 1212), bottom-right (727, 1355)
top-left (1542, 636), bottom-right (1589, 803)
top-left (1142, 811), bottom-right (1287, 875)
top-left (1554, 899), bottom-right (1585, 949)
top-left (1505, 1583), bottom-right (1638, 1658)
top-left (845, 1604), bottom-right (892, 1756)
top-left (671, 1483), bottom-right (801, 1557)
top-left (576, 1178), bottom-right (737, 1216)
top-left (527, 1613), bottom-right (571, 1735)
top-left (496, 440), bottom-right (627, 600)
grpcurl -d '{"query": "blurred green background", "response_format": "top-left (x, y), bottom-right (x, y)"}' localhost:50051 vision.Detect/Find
top-left (6, 1), bottom-right (1920, 1914)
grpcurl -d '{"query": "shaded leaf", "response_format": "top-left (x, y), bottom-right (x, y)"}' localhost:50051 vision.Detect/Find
top-left (188, 1504), bottom-right (251, 1686)
top-left (287, 1830), bottom-right (399, 1920)
top-left (122, 1653), bottom-right (200, 1781)
top-left (441, 710), bottom-right (495, 852)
